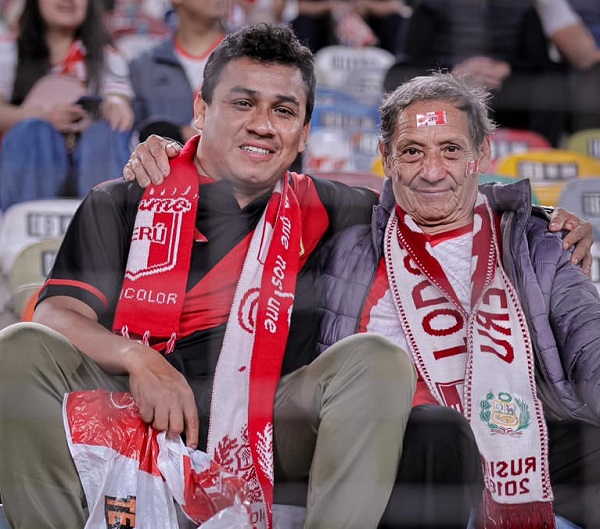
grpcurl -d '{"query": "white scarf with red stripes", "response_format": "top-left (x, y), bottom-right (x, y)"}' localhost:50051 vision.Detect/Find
top-left (111, 140), bottom-right (301, 528)
top-left (383, 195), bottom-right (554, 528)
top-left (207, 177), bottom-right (301, 529)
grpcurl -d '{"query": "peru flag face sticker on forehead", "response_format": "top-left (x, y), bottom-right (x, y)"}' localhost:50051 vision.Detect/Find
top-left (416, 110), bottom-right (448, 127)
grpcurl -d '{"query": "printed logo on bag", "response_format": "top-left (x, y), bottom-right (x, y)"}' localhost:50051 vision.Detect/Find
top-left (124, 197), bottom-right (192, 280)
top-left (105, 495), bottom-right (136, 528)
top-left (479, 391), bottom-right (531, 436)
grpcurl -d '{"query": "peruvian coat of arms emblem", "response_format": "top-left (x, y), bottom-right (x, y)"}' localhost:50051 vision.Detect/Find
top-left (479, 391), bottom-right (531, 436)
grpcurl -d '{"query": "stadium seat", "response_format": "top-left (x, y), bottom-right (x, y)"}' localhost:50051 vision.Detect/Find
top-left (0, 199), bottom-right (80, 276)
top-left (565, 128), bottom-right (600, 161)
top-left (303, 129), bottom-right (355, 173)
top-left (311, 98), bottom-right (380, 133)
top-left (313, 45), bottom-right (394, 104)
top-left (557, 177), bottom-right (600, 241)
top-left (489, 128), bottom-right (552, 171)
top-left (309, 94), bottom-right (381, 172)
top-left (494, 149), bottom-right (600, 207)
top-left (7, 238), bottom-right (62, 319)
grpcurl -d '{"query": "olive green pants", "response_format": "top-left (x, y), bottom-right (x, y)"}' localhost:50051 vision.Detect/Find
top-left (0, 323), bottom-right (415, 529)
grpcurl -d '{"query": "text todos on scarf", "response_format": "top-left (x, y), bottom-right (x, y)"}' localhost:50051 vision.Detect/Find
top-left (407, 255), bottom-right (515, 365)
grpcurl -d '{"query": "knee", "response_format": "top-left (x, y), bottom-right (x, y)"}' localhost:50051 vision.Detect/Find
top-left (0, 322), bottom-right (67, 377)
top-left (4, 118), bottom-right (59, 141)
top-left (334, 333), bottom-right (417, 393)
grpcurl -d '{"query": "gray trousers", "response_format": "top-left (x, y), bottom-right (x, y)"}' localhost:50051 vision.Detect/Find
top-left (0, 323), bottom-right (416, 529)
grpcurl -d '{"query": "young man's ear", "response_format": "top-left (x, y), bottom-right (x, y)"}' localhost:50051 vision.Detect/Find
top-left (297, 122), bottom-right (311, 154)
top-left (193, 91), bottom-right (208, 130)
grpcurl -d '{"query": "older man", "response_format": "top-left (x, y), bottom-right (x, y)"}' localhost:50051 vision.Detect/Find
top-left (316, 72), bottom-right (600, 528)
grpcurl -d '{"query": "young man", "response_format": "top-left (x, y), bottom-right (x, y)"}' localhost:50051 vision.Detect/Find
top-left (0, 24), bottom-right (417, 529)
top-left (316, 72), bottom-right (600, 528)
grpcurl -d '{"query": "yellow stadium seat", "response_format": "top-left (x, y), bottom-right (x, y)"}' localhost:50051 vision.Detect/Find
top-left (565, 128), bottom-right (600, 160)
top-left (371, 156), bottom-right (385, 177)
top-left (495, 149), bottom-right (600, 206)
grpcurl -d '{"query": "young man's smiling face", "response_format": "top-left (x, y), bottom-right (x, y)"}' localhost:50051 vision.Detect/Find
top-left (382, 99), bottom-right (491, 234)
top-left (193, 57), bottom-right (310, 207)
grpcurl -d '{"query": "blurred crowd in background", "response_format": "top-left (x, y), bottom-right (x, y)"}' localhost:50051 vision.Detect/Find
top-left (1, 0), bottom-right (600, 211)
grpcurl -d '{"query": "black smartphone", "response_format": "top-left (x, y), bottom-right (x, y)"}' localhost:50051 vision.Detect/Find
top-left (75, 95), bottom-right (103, 115)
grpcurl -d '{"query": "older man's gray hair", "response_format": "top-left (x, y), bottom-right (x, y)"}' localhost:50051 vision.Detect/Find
top-left (380, 72), bottom-right (497, 157)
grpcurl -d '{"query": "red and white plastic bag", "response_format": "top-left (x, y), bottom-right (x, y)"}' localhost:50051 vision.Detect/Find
top-left (63, 390), bottom-right (252, 529)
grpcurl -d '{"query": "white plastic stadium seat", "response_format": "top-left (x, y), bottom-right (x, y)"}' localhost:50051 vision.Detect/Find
top-left (0, 199), bottom-right (80, 276)
top-left (7, 238), bottom-right (62, 319)
top-left (313, 45), bottom-right (394, 104)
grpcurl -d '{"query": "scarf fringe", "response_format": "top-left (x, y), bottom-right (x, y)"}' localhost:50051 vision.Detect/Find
top-left (478, 491), bottom-right (555, 529)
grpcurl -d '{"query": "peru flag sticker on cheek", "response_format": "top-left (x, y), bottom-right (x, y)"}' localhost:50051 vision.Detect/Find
top-left (416, 110), bottom-right (448, 127)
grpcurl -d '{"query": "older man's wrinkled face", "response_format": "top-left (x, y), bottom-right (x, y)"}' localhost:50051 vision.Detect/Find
top-left (381, 100), bottom-right (490, 235)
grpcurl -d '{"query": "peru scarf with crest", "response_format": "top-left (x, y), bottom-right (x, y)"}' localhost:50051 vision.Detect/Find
top-left (384, 194), bottom-right (554, 528)
top-left (112, 140), bottom-right (302, 528)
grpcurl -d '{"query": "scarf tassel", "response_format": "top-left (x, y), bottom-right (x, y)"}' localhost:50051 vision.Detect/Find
top-left (478, 491), bottom-right (556, 529)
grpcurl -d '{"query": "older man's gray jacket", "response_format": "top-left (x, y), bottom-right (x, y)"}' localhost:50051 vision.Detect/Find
top-left (315, 178), bottom-right (600, 424)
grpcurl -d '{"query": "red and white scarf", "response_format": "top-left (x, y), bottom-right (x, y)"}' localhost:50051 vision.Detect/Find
top-left (112, 139), bottom-right (302, 528)
top-left (384, 195), bottom-right (554, 528)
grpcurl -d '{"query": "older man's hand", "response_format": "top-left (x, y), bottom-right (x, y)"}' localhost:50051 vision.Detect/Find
top-left (123, 135), bottom-right (182, 187)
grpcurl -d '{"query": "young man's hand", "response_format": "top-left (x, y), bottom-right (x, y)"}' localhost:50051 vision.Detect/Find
top-left (549, 207), bottom-right (594, 276)
top-left (123, 134), bottom-right (182, 187)
top-left (126, 346), bottom-right (200, 449)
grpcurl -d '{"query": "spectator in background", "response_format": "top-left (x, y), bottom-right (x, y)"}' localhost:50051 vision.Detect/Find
top-left (129, 0), bottom-right (227, 145)
top-left (570, 0), bottom-right (600, 46)
top-left (536, 0), bottom-right (600, 134)
top-left (291, 0), bottom-right (412, 55)
top-left (384, 0), bottom-right (570, 146)
top-left (0, 0), bottom-right (24, 33)
top-left (227, 0), bottom-right (295, 29)
top-left (0, 0), bottom-right (134, 211)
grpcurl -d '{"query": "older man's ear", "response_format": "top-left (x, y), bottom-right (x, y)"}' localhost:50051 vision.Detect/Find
top-left (476, 137), bottom-right (492, 174)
